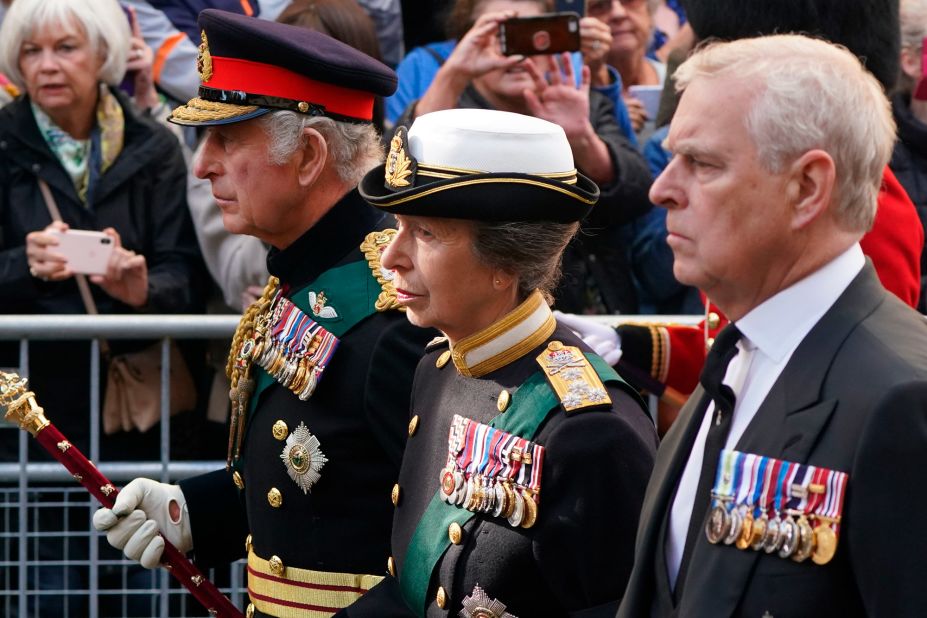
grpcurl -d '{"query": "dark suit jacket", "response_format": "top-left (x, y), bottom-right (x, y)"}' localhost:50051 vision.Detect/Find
top-left (618, 263), bottom-right (927, 618)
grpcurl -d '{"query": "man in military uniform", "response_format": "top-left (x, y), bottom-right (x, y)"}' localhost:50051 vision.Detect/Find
top-left (340, 108), bottom-right (658, 616)
top-left (92, 10), bottom-right (432, 616)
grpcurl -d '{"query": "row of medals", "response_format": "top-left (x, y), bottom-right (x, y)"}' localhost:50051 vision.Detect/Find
top-left (441, 470), bottom-right (538, 529)
top-left (705, 500), bottom-right (839, 565)
top-left (240, 298), bottom-right (330, 400)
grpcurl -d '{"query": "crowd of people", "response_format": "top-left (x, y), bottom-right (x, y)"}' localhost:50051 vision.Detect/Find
top-left (1, 0), bottom-right (927, 617)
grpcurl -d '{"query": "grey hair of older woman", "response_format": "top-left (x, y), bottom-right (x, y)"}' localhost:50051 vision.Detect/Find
top-left (260, 111), bottom-right (385, 187)
top-left (471, 220), bottom-right (580, 304)
top-left (0, 0), bottom-right (131, 90)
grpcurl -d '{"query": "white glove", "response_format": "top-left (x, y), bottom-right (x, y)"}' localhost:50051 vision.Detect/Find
top-left (92, 478), bottom-right (192, 569)
top-left (554, 311), bottom-right (623, 366)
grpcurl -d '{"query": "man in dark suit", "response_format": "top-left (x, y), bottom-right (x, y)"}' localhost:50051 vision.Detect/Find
top-left (617, 34), bottom-right (927, 617)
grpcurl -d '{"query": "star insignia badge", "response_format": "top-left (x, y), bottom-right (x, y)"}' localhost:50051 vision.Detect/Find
top-left (280, 422), bottom-right (327, 494)
top-left (459, 584), bottom-right (517, 618)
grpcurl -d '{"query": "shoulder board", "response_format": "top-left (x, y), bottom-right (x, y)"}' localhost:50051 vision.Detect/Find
top-left (535, 341), bottom-right (612, 414)
top-left (360, 228), bottom-right (404, 313)
top-left (425, 335), bottom-right (449, 352)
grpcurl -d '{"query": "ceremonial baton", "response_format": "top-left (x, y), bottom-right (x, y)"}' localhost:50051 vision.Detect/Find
top-left (0, 371), bottom-right (244, 618)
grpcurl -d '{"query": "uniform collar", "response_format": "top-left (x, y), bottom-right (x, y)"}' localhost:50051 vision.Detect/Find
top-left (267, 188), bottom-right (384, 289)
top-left (450, 290), bottom-right (556, 378)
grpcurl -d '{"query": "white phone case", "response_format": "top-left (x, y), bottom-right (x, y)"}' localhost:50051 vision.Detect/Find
top-left (48, 229), bottom-right (115, 276)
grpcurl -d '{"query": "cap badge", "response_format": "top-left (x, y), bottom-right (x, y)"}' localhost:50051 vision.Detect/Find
top-left (460, 584), bottom-right (517, 618)
top-left (308, 290), bottom-right (338, 319)
top-left (197, 30), bottom-right (213, 82)
top-left (384, 127), bottom-right (416, 191)
top-left (280, 421), bottom-right (328, 494)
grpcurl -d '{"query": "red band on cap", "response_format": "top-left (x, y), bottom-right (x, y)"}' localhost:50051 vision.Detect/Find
top-left (205, 56), bottom-right (374, 120)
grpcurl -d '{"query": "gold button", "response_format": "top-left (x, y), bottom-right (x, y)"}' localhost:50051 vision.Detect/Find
top-left (497, 390), bottom-right (510, 412)
top-left (269, 555), bottom-right (284, 576)
top-left (408, 415), bottom-right (420, 437)
top-left (232, 471), bottom-right (244, 490)
top-left (707, 312), bottom-right (721, 330)
top-left (272, 420), bottom-right (289, 441)
top-left (448, 522), bottom-right (463, 545)
top-left (548, 340), bottom-right (563, 351)
top-left (391, 483), bottom-right (401, 506)
top-left (245, 533), bottom-right (252, 554)
top-left (436, 586), bottom-right (447, 609)
top-left (706, 337), bottom-right (716, 350)
top-left (387, 555), bottom-right (396, 577)
top-left (298, 101), bottom-right (310, 113)
top-left (246, 603), bottom-right (255, 618)
top-left (436, 350), bottom-right (451, 368)
top-left (267, 487), bottom-right (283, 508)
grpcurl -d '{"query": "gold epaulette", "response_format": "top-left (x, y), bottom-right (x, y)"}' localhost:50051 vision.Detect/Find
top-left (536, 341), bottom-right (611, 413)
top-left (360, 229), bottom-right (403, 312)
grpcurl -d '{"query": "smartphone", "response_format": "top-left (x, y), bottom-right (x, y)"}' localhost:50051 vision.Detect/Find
top-left (628, 84), bottom-right (663, 121)
top-left (499, 13), bottom-right (581, 57)
top-left (554, 0), bottom-right (585, 16)
top-left (48, 229), bottom-right (115, 276)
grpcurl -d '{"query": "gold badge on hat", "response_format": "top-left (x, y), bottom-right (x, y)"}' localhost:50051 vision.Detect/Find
top-left (280, 422), bottom-right (328, 494)
top-left (459, 584), bottom-right (517, 618)
top-left (197, 30), bottom-right (213, 82)
top-left (384, 127), bottom-right (416, 191)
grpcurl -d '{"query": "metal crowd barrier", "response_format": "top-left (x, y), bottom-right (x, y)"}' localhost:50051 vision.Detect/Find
top-left (0, 313), bottom-right (700, 617)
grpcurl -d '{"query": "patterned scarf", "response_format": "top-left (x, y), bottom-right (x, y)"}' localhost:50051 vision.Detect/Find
top-left (32, 83), bottom-right (125, 204)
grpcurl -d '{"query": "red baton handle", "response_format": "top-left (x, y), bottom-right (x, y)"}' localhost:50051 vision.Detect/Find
top-left (0, 376), bottom-right (243, 618)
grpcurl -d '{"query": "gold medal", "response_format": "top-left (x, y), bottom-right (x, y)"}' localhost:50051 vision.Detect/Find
top-left (501, 483), bottom-right (516, 519)
top-left (736, 510), bottom-right (754, 550)
top-left (811, 523), bottom-right (838, 565)
top-left (791, 515), bottom-right (815, 562)
top-left (520, 490), bottom-right (538, 529)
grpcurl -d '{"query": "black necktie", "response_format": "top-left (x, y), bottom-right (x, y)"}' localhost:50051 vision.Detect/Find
top-left (673, 323), bottom-right (742, 601)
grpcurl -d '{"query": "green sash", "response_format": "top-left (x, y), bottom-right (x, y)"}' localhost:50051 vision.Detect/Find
top-left (398, 353), bottom-right (626, 615)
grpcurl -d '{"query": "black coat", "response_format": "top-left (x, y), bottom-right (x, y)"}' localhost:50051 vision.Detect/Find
top-left (618, 265), bottom-right (927, 618)
top-left (180, 193), bottom-right (433, 584)
top-left (890, 92), bottom-right (927, 312)
top-left (0, 88), bottom-right (204, 461)
top-left (343, 324), bottom-right (657, 617)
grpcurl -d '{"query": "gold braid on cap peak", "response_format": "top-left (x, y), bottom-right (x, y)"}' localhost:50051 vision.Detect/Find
top-left (171, 97), bottom-right (260, 123)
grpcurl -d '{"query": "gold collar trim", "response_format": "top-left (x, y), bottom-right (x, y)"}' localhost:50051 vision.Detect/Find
top-left (450, 290), bottom-right (555, 378)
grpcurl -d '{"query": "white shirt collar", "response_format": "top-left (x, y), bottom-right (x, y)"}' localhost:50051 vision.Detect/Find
top-left (734, 244), bottom-right (865, 362)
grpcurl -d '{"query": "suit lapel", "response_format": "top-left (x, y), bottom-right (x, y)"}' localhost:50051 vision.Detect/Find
top-left (678, 264), bottom-right (887, 615)
top-left (620, 388), bottom-right (711, 617)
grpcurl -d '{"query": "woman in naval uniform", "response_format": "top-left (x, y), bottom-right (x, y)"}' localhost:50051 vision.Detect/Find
top-left (342, 108), bottom-right (658, 617)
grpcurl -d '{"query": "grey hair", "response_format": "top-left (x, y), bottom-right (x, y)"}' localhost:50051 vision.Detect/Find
top-left (471, 220), bottom-right (580, 304)
top-left (259, 111), bottom-right (384, 186)
top-left (0, 0), bottom-right (130, 90)
top-left (674, 34), bottom-right (896, 233)
top-left (899, 0), bottom-right (927, 92)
